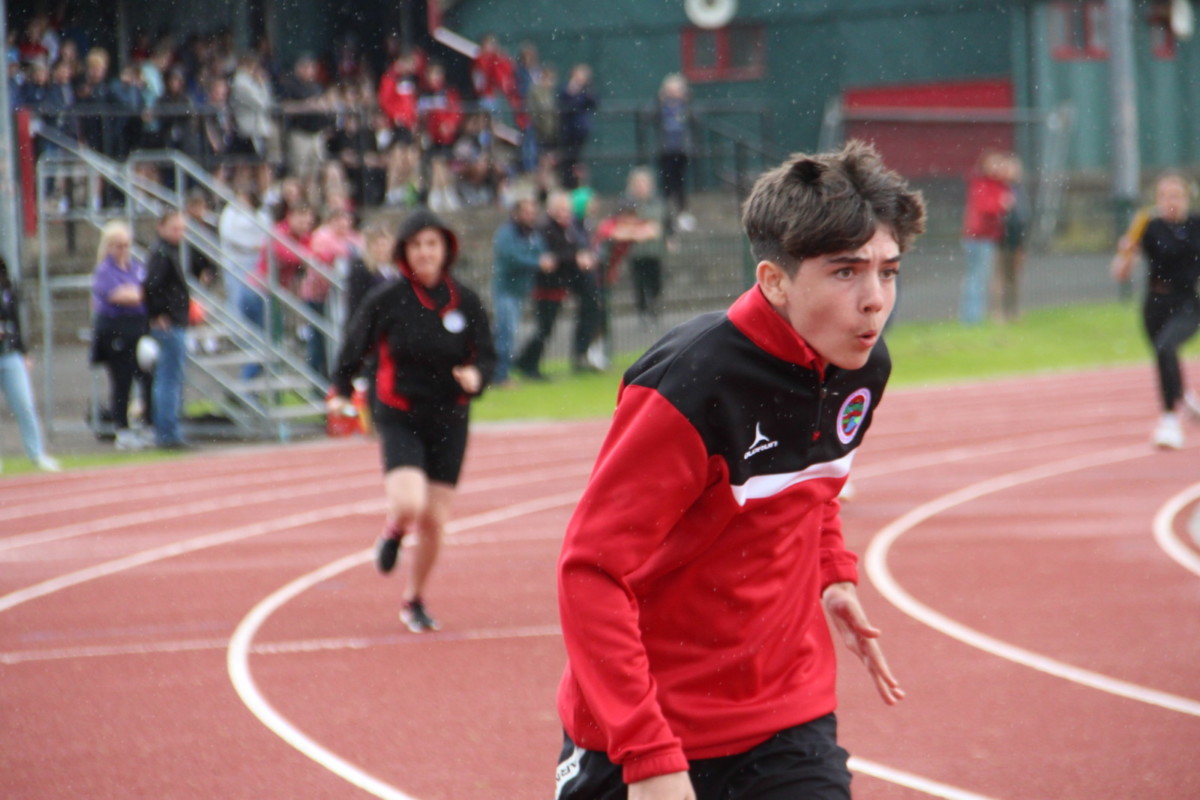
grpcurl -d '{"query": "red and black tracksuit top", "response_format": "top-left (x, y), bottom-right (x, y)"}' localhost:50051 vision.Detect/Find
top-left (557, 285), bottom-right (889, 784)
top-left (333, 274), bottom-right (495, 410)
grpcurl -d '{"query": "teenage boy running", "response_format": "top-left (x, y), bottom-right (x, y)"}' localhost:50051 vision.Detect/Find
top-left (554, 140), bottom-right (926, 800)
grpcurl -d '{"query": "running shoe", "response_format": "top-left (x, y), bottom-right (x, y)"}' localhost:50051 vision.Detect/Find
top-left (35, 456), bottom-right (62, 473)
top-left (1153, 414), bottom-right (1185, 450)
top-left (375, 535), bottom-right (401, 574)
top-left (400, 598), bottom-right (441, 632)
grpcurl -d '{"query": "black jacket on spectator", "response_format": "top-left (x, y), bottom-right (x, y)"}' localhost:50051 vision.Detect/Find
top-left (0, 281), bottom-right (27, 356)
top-left (143, 239), bottom-right (191, 327)
top-left (280, 77), bottom-right (327, 134)
top-left (75, 76), bottom-right (114, 153)
top-left (110, 78), bottom-right (145, 160)
top-left (538, 216), bottom-right (587, 295)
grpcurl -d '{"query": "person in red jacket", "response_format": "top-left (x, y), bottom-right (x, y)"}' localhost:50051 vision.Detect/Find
top-left (242, 204), bottom-right (316, 379)
top-left (960, 150), bottom-right (1013, 325)
top-left (418, 62), bottom-right (463, 157)
top-left (471, 34), bottom-right (522, 119)
top-left (554, 141), bottom-right (926, 800)
top-left (377, 51), bottom-right (422, 140)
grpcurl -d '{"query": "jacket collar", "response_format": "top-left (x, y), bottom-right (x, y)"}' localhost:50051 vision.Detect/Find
top-left (728, 285), bottom-right (824, 374)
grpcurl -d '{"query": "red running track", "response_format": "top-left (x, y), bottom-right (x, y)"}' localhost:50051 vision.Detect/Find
top-left (2, 364), bottom-right (1199, 799)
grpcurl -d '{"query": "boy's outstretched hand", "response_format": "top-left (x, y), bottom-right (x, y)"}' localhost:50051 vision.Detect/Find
top-left (822, 581), bottom-right (905, 705)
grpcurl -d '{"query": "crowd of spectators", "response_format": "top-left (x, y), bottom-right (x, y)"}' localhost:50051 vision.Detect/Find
top-left (5, 12), bottom-right (604, 217)
top-left (7, 12), bottom-right (708, 423)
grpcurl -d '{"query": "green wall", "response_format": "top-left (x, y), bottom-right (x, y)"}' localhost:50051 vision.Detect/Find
top-left (1024, 1), bottom-right (1199, 173)
top-left (447, 0), bottom-right (1013, 156)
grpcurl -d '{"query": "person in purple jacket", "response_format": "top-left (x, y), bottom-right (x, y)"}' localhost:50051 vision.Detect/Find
top-left (90, 220), bottom-right (153, 450)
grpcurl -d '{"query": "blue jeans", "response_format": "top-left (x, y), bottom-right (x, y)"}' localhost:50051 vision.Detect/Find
top-left (0, 351), bottom-right (47, 461)
top-left (960, 238), bottom-right (996, 325)
top-left (237, 284), bottom-right (266, 380)
top-left (520, 123), bottom-right (539, 173)
top-left (492, 290), bottom-right (524, 383)
top-left (303, 299), bottom-right (327, 379)
top-left (151, 326), bottom-right (188, 445)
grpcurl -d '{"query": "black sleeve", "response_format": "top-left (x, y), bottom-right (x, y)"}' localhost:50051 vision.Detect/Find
top-left (344, 260), bottom-right (375, 324)
top-left (333, 282), bottom-right (388, 397)
top-left (463, 289), bottom-right (497, 393)
top-left (0, 286), bottom-right (26, 354)
top-left (190, 249), bottom-right (218, 282)
top-left (142, 251), bottom-right (167, 319)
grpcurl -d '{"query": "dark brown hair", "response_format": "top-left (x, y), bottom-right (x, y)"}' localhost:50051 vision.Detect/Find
top-left (742, 140), bottom-right (926, 273)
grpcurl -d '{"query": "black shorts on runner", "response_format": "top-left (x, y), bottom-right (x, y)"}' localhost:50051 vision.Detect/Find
top-left (373, 401), bottom-right (469, 486)
top-left (554, 713), bottom-right (851, 800)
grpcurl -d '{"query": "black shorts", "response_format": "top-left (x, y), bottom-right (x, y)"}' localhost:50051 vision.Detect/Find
top-left (373, 401), bottom-right (469, 486)
top-left (555, 714), bottom-right (850, 800)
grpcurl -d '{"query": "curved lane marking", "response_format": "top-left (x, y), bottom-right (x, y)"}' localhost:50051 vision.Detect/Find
top-left (1153, 482), bottom-right (1200, 578)
top-left (227, 491), bottom-right (581, 800)
top-left (865, 443), bottom-right (1200, 717)
top-left (848, 758), bottom-right (999, 800)
top-left (228, 491), bottom-right (1001, 800)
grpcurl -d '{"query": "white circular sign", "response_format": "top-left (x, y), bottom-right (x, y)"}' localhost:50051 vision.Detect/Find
top-left (685, 0), bottom-right (737, 29)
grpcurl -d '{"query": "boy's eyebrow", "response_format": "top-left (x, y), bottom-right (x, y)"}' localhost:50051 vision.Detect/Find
top-left (826, 252), bottom-right (903, 264)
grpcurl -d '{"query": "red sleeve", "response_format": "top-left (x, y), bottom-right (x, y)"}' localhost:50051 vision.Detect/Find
top-left (558, 385), bottom-right (707, 783)
top-left (962, 177), bottom-right (1011, 239)
top-left (818, 496), bottom-right (859, 589)
top-left (379, 72), bottom-right (417, 129)
top-left (377, 72), bottom-right (399, 120)
top-left (976, 180), bottom-right (1009, 218)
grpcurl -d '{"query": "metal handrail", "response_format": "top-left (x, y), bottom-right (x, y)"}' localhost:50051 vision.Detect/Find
top-left (31, 127), bottom-right (334, 437)
top-left (34, 127), bottom-right (344, 342)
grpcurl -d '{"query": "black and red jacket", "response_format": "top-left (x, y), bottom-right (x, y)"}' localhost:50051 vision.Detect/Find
top-left (557, 285), bottom-right (889, 784)
top-left (333, 211), bottom-right (495, 409)
top-left (1141, 213), bottom-right (1200, 296)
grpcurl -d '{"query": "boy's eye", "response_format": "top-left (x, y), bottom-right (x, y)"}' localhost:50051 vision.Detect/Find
top-left (882, 267), bottom-right (900, 280)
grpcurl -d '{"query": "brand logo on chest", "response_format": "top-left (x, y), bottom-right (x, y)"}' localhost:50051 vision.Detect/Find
top-left (743, 422), bottom-right (779, 460)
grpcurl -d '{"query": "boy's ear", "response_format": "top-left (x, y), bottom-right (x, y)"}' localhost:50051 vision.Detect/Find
top-left (756, 260), bottom-right (789, 305)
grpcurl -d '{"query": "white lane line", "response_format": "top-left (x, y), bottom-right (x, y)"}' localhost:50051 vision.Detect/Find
top-left (0, 475), bottom-right (377, 555)
top-left (1154, 482), bottom-right (1200, 578)
top-left (1, 637), bottom-right (232, 664)
top-left (0, 461), bottom-right (590, 556)
top-left (228, 488), bottom-right (1000, 800)
top-left (866, 443), bottom-right (1200, 717)
top-left (227, 492), bottom-right (581, 800)
top-left (853, 420), bottom-right (1144, 481)
top-left (0, 460), bottom-right (366, 525)
top-left (0, 499), bottom-right (381, 612)
top-left (849, 758), bottom-right (1000, 800)
top-left (1, 625), bottom-right (563, 665)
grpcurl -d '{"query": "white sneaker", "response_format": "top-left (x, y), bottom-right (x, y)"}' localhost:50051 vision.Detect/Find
top-left (1153, 414), bottom-right (1185, 450)
top-left (35, 455), bottom-right (62, 472)
top-left (115, 429), bottom-right (146, 451)
top-left (677, 212), bottom-right (697, 232)
top-left (586, 340), bottom-right (610, 371)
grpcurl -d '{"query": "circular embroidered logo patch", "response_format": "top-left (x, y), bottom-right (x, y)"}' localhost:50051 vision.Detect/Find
top-left (837, 388), bottom-right (872, 445)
